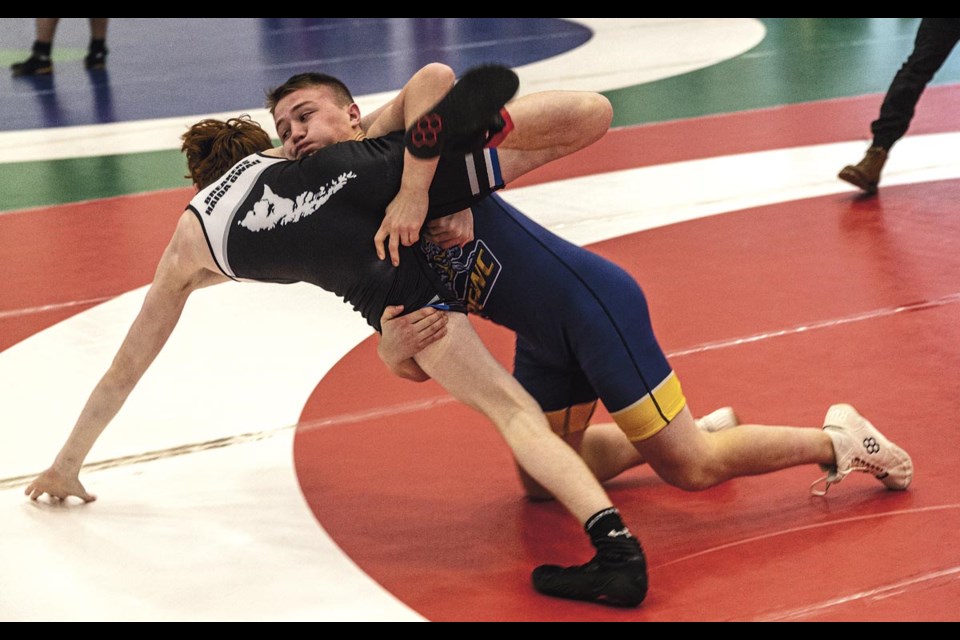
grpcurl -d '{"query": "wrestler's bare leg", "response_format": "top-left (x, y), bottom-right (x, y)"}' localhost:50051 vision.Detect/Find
top-left (412, 313), bottom-right (614, 522)
top-left (628, 406), bottom-right (835, 491)
top-left (516, 401), bottom-right (644, 501)
top-left (497, 90), bottom-right (613, 184)
top-left (524, 408), bottom-right (833, 499)
top-left (556, 406), bottom-right (741, 488)
top-left (32, 18), bottom-right (59, 41)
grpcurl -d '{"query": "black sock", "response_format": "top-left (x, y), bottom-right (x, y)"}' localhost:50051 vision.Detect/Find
top-left (32, 40), bottom-right (52, 59)
top-left (585, 508), bottom-right (644, 563)
top-left (89, 38), bottom-right (107, 54)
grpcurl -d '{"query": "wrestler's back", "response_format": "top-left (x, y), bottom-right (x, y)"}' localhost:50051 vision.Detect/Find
top-left (190, 133), bottom-right (503, 330)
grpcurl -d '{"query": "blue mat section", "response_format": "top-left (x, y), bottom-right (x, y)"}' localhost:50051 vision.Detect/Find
top-left (0, 18), bottom-right (591, 131)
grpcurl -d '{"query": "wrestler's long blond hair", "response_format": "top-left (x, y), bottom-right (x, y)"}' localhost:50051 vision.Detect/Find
top-left (181, 115), bottom-right (273, 190)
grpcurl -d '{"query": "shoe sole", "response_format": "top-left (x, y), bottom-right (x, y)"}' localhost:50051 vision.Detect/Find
top-left (11, 66), bottom-right (52, 77)
top-left (407, 64), bottom-right (519, 157)
top-left (824, 404), bottom-right (912, 490)
top-left (443, 64), bottom-right (519, 138)
top-left (532, 566), bottom-right (647, 608)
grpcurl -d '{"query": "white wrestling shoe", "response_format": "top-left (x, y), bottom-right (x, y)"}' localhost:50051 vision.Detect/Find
top-left (810, 403), bottom-right (913, 497)
top-left (695, 407), bottom-right (739, 433)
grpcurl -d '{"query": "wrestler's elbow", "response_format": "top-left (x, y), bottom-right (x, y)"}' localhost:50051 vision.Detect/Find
top-left (582, 93), bottom-right (613, 143)
top-left (418, 63), bottom-right (456, 93)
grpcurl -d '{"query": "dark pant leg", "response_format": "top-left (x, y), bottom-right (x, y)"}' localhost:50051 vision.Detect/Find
top-left (871, 18), bottom-right (960, 149)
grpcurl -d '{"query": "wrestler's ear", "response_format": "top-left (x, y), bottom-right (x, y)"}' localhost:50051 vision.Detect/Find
top-left (347, 103), bottom-right (362, 128)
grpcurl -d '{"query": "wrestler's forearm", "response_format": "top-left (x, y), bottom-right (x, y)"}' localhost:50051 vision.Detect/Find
top-left (366, 63), bottom-right (457, 196)
top-left (51, 229), bottom-right (201, 474)
top-left (51, 373), bottom-right (140, 474)
top-left (396, 64), bottom-right (454, 196)
top-left (398, 150), bottom-right (439, 199)
top-left (365, 63), bottom-right (455, 138)
top-left (374, 64), bottom-right (455, 262)
top-left (360, 101), bottom-right (390, 134)
top-left (53, 293), bottom-right (188, 474)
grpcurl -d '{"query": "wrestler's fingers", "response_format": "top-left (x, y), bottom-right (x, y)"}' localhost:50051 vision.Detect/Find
top-left (374, 227), bottom-right (388, 261)
top-left (422, 315), bottom-right (448, 337)
top-left (404, 306), bottom-right (438, 323)
top-left (425, 309), bottom-right (449, 328)
top-left (381, 305), bottom-right (405, 322)
top-left (402, 228), bottom-right (419, 248)
top-left (421, 326), bottom-right (447, 346)
top-left (389, 235), bottom-right (401, 267)
top-left (411, 311), bottom-right (444, 332)
top-left (417, 313), bottom-right (448, 339)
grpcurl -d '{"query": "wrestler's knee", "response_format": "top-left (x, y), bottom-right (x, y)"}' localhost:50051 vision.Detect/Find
top-left (628, 415), bottom-right (726, 491)
top-left (647, 432), bottom-right (728, 491)
top-left (654, 462), bottom-right (721, 492)
top-left (585, 92), bottom-right (613, 136)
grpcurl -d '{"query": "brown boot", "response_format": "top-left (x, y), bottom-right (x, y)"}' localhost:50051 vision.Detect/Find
top-left (838, 146), bottom-right (887, 195)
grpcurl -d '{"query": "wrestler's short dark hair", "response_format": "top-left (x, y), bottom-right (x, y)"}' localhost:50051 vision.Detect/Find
top-left (181, 115), bottom-right (273, 190)
top-left (265, 72), bottom-right (355, 114)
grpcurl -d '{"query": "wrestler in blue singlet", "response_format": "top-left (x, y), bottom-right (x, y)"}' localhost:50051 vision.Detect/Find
top-left (422, 193), bottom-right (685, 442)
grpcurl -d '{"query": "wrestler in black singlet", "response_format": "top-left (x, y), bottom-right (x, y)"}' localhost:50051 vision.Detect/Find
top-left (187, 131), bottom-right (504, 331)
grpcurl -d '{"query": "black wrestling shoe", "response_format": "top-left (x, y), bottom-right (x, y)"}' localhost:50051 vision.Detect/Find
top-left (84, 48), bottom-right (108, 70)
top-left (11, 54), bottom-right (53, 77)
top-left (405, 64), bottom-right (519, 158)
top-left (532, 553), bottom-right (649, 608)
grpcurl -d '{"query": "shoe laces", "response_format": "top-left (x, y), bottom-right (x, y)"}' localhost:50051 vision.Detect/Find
top-left (811, 453), bottom-right (886, 496)
top-left (810, 472), bottom-right (838, 497)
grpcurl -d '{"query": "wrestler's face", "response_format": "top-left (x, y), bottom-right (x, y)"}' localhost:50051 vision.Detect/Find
top-left (273, 86), bottom-right (361, 160)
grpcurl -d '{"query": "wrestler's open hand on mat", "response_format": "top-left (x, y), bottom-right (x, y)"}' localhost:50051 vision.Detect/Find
top-left (25, 467), bottom-right (96, 504)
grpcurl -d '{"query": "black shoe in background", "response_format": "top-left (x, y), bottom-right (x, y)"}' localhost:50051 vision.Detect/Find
top-left (11, 54), bottom-right (53, 77)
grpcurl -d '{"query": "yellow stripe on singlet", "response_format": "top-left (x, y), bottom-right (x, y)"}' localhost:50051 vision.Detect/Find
top-left (611, 372), bottom-right (687, 442)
